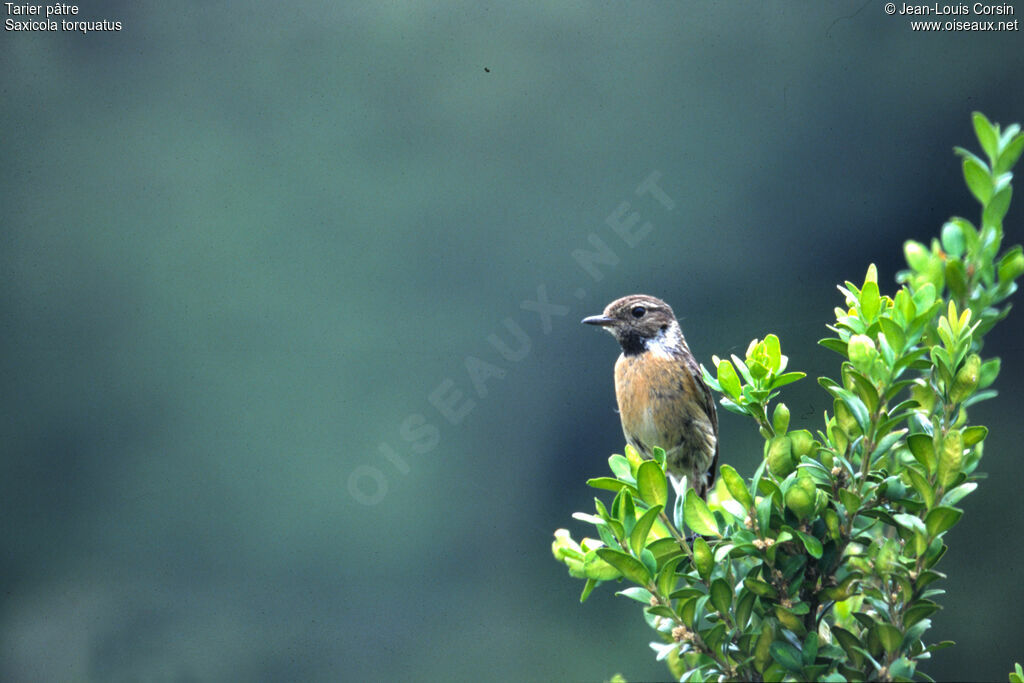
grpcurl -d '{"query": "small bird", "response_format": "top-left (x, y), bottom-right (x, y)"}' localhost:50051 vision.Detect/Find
top-left (583, 294), bottom-right (719, 498)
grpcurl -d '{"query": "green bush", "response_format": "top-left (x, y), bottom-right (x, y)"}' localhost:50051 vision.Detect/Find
top-left (552, 113), bottom-right (1024, 682)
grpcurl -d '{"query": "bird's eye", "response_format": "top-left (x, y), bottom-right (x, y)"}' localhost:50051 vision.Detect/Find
top-left (631, 306), bottom-right (646, 318)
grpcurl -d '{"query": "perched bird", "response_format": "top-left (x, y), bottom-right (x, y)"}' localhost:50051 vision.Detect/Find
top-left (583, 294), bottom-right (719, 498)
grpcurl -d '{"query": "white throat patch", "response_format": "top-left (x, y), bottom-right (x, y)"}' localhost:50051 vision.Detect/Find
top-left (645, 327), bottom-right (678, 360)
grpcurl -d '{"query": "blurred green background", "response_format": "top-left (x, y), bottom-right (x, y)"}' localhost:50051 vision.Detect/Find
top-left (3, 2), bottom-right (1024, 680)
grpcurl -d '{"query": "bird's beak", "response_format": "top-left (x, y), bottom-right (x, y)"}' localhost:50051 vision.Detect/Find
top-left (582, 314), bottom-right (616, 326)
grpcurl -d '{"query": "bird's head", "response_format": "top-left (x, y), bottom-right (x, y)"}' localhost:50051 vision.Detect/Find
top-left (582, 294), bottom-right (681, 356)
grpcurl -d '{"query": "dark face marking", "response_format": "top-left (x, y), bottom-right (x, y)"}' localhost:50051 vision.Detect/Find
top-left (618, 329), bottom-right (646, 356)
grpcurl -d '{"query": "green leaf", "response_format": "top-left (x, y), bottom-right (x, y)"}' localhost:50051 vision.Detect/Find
top-left (677, 596), bottom-right (698, 628)
top-left (832, 387), bottom-right (871, 435)
top-left (962, 425), bottom-right (988, 447)
top-left (753, 493), bottom-right (770, 536)
top-left (819, 337), bottom-right (850, 357)
top-left (875, 622), bottom-right (903, 654)
top-left (580, 577), bottom-right (597, 602)
top-left (620, 490), bottom-right (636, 532)
top-left (941, 221), bottom-right (967, 257)
top-left (893, 512), bottom-right (927, 536)
top-left (710, 578), bottom-right (732, 614)
top-left (999, 247), bottom-right (1024, 284)
top-left (973, 111), bottom-right (999, 164)
top-left (608, 454), bottom-right (633, 480)
top-left (904, 239), bottom-right (931, 272)
top-left (616, 586), bottom-right (654, 603)
top-left (890, 656), bottom-right (916, 680)
top-left (995, 131), bottom-right (1024, 174)
top-left (964, 389), bottom-right (998, 408)
top-left (979, 358), bottom-right (1001, 389)
top-left (803, 632), bottom-right (819, 667)
top-left (832, 626), bottom-right (865, 664)
top-left (917, 569), bottom-right (947, 590)
top-left (571, 511), bottom-right (605, 525)
top-left (839, 488), bottom-right (861, 516)
top-left (963, 156), bottom-right (993, 204)
top-left (731, 353), bottom-right (754, 384)
top-left (651, 445), bottom-right (667, 469)
top-left (743, 577), bottom-right (777, 598)
top-left (645, 605), bottom-right (676, 619)
top-left (640, 548), bottom-right (657, 577)
top-left (595, 519), bottom-right (621, 549)
top-left (876, 327), bottom-right (896, 366)
top-left (984, 185), bottom-right (1012, 228)
top-left (904, 601), bottom-right (941, 627)
top-left (860, 279), bottom-right (881, 321)
top-left (647, 537), bottom-right (683, 565)
top-left (907, 434), bottom-right (936, 474)
top-left (993, 169), bottom-right (1013, 195)
top-left (770, 642), bottom-right (804, 672)
top-left (938, 429), bottom-right (964, 488)
top-left (693, 536), bottom-right (713, 582)
top-left (717, 359), bottom-right (742, 399)
top-left (925, 506), bottom-right (963, 537)
top-left (657, 556), bottom-right (683, 598)
top-left (821, 575), bottom-right (856, 601)
top-left (912, 281), bottom-right (939, 309)
top-left (719, 397), bottom-right (753, 417)
top-left (869, 428), bottom-right (908, 464)
top-left (735, 589), bottom-right (756, 628)
top-left (769, 371), bottom-right (806, 390)
top-left (684, 489), bottom-right (720, 537)
top-left (595, 548), bottom-right (651, 585)
top-left (878, 317), bottom-right (906, 354)
top-left (843, 366), bottom-right (876, 413)
top-left (636, 460), bottom-right (667, 507)
top-left (819, 674), bottom-right (847, 683)
top-left (764, 334), bottom-right (782, 373)
top-left (923, 640), bottom-right (956, 655)
top-left (720, 464), bottom-right (754, 508)
top-left (906, 467), bottom-right (935, 509)
top-left (795, 529), bottom-right (823, 558)
top-left (703, 622), bottom-right (728, 653)
top-left (669, 586), bottom-right (704, 603)
top-left (753, 473), bottom-right (774, 499)
top-left (629, 505), bottom-right (663, 556)
top-left (941, 481), bottom-right (977, 507)
top-left (586, 477), bottom-right (636, 494)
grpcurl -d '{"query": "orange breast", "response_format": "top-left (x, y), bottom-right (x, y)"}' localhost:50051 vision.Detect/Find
top-left (613, 352), bottom-right (716, 477)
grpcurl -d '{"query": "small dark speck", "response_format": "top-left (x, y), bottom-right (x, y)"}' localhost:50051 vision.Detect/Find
top-left (484, 67), bottom-right (490, 73)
